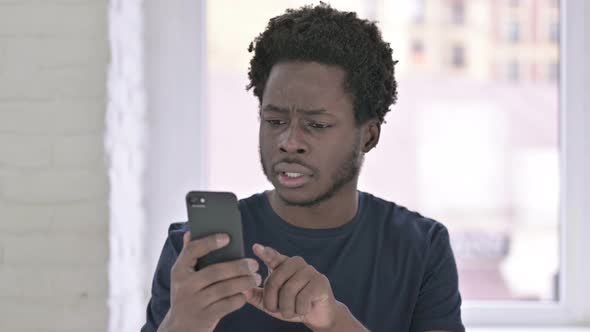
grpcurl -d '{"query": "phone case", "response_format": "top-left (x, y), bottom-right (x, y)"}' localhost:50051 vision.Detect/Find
top-left (185, 191), bottom-right (245, 270)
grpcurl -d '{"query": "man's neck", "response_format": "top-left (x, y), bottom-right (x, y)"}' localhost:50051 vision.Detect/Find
top-left (267, 185), bottom-right (359, 230)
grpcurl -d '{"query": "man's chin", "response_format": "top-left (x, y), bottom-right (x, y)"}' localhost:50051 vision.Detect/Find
top-left (273, 185), bottom-right (335, 208)
top-left (273, 186), bottom-right (317, 207)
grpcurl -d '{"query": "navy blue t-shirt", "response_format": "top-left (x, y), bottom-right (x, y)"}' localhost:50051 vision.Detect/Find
top-left (141, 191), bottom-right (464, 332)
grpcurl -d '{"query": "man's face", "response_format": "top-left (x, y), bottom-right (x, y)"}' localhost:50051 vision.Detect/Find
top-left (259, 61), bottom-right (364, 207)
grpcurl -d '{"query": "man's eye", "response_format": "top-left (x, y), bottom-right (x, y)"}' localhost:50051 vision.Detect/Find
top-left (308, 122), bottom-right (331, 129)
top-left (266, 120), bottom-right (286, 126)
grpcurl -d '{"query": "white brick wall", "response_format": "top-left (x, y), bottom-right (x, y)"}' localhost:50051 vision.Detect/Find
top-left (0, 0), bottom-right (109, 331)
top-left (107, 0), bottom-right (148, 331)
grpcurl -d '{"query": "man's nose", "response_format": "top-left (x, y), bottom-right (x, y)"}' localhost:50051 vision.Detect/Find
top-left (278, 125), bottom-right (307, 154)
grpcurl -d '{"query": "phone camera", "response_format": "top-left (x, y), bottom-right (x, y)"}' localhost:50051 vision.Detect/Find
top-left (200, 197), bottom-right (206, 204)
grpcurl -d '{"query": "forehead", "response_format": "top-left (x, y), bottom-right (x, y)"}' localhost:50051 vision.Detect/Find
top-left (261, 61), bottom-right (353, 115)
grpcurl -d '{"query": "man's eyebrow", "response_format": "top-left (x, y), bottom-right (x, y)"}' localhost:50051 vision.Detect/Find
top-left (261, 104), bottom-right (334, 116)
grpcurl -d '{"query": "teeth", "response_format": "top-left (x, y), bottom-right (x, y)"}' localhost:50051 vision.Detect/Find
top-left (285, 172), bottom-right (303, 178)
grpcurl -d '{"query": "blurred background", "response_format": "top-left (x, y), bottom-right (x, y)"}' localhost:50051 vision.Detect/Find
top-left (206, 0), bottom-right (561, 303)
top-left (0, 0), bottom-right (588, 331)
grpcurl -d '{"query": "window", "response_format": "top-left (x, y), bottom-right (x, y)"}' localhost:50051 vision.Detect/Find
top-left (451, 44), bottom-right (465, 68)
top-left (139, 0), bottom-right (590, 328)
top-left (451, 0), bottom-right (465, 25)
top-left (411, 40), bottom-right (424, 63)
top-left (549, 62), bottom-right (559, 82)
top-left (507, 21), bottom-right (520, 42)
top-left (206, 0), bottom-right (562, 305)
top-left (508, 60), bottom-right (520, 81)
top-left (549, 21), bottom-right (560, 42)
top-left (411, 0), bottom-right (425, 24)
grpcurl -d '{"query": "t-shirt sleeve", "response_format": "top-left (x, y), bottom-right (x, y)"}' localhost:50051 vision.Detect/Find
top-left (140, 225), bottom-right (183, 332)
top-left (410, 223), bottom-right (465, 332)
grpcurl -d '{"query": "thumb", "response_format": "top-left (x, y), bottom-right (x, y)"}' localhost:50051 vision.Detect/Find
top-left (182, 231), bottom-right (191, 247)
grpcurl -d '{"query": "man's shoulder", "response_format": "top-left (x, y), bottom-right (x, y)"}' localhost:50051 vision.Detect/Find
top-left (168, 221), bottom-right (188, 232)
top-left (362, 191), bottom-right (448, 243)
top-left (237, 191), bottom-right (266, 210)
top-left (165, 221), bottom-right (189, 253)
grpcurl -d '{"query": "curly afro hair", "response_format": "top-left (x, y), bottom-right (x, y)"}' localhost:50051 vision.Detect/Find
top-left (246, 2), bottom-right (398, 126)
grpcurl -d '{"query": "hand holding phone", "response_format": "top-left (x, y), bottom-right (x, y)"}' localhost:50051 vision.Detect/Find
top-left (158, 232), bottom-right (262, 332)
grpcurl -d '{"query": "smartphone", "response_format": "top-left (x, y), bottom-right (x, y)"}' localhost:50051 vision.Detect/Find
top-left (185, 191), bottom-right (245, 270)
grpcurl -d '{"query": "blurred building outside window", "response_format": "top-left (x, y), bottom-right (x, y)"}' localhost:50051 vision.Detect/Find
top-left (411, 0), bottom-right (425, 24)
top-left (508, 60), bottom-right (520, 81)
top-left (451, 0), bottom-right (465, 25)
top-left (411, 39), bottom-right (425, 63)
top-left (451, 44), bottom-right (465, 68)
top-left (548, 61), bottom-right (559, 82)
top-left (507, 21), bottom-right (520, 42)
top-left (549, 21), bottom-right (560, 43)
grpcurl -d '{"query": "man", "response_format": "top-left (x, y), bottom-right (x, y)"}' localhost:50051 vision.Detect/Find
top-left (142, 3), bottom-right (464, 332)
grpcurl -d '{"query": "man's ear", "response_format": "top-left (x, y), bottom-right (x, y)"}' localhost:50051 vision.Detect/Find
top-left (362, 121), bottom-right (381, 153)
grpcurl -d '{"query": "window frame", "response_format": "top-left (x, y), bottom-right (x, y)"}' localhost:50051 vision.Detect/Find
top-left (463, 0), bottom-right (590, 326)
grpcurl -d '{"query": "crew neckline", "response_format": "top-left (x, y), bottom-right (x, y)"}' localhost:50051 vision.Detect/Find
top-left (258, 190), bottom-right (366, 238)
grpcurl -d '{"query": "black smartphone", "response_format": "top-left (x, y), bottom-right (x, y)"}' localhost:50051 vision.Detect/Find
top-left (185, 191), bottom-right (245, 270)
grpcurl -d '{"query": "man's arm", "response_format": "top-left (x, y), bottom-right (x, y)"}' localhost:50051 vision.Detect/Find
top-left (312, 301), bottom-right (368, 332)
top-left (409, 223), bottom-right (465, 332)
top-left (141, 231), bottom-right (177, 332)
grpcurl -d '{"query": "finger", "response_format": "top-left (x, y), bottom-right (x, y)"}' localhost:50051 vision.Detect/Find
top-left (253, 244), bottom-right (288, 273)
top-left (296, 274), bottom-right (330, 316)
top-left (262, 256), bottom-right (307, 313)
top-left (246, 287), bottom-right (304, 323)
top-left (183, 230), bottom-right (190, 246)
top-left (192, 258), bottom-right (259, 292)
top-left (199, 274), bottom-right (261, 307)
top-left (203, 292), bottom-right (248, 319)
top-left (182, 258), bottom-right (259, 294)
top-left (176, 232), bottom-right (230, 275)
top-left (279, 265), bottom-right (315, 319)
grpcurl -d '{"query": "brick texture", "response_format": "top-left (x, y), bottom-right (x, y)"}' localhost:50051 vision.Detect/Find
top-left (0, 0), bottom-right (109, 330)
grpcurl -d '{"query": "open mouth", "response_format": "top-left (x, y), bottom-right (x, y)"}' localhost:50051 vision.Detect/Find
top-left (277, 171), bottom-right (311, 188)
